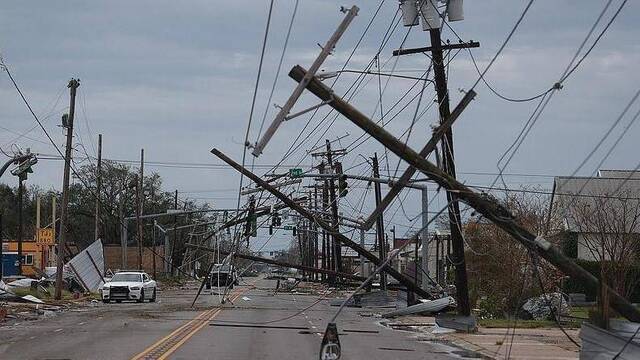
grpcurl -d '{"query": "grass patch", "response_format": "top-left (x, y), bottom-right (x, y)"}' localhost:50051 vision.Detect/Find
top-left (479, 317), bottom-right (582, 329)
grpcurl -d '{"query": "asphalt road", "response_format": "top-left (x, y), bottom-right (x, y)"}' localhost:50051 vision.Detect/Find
top-left (0, 278), bottom-right (471, 359)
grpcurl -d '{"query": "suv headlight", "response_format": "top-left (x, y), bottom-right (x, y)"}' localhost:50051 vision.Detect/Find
top-left (102, 285), bottom-right (110, 290)
top-left (130, 286), bottom-right (141, 290)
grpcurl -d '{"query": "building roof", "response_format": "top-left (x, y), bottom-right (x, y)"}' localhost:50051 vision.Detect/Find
top-left (552, 171), bottom-right (640, 233)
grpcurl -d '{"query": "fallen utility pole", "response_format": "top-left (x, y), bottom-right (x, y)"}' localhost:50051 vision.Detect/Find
top-left (210, 148), bottom-right (432, 300)
top-left (184, 244), bottom-right (366, 282)
top-left (252, 5), bottom-right (359, 156)
top-left (55, 78), bottom-right (80, 300)
top-left (287, 65), bottom-right (640, 323)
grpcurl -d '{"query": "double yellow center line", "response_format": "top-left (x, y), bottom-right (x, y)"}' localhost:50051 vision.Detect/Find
top-left (132, 286), bottom-right (251, 360)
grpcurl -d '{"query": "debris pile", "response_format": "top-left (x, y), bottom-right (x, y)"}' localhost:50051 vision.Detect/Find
top-left (521, 292), bottom-right (570, 321)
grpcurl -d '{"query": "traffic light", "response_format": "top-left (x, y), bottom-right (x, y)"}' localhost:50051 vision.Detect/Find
top-left (334, 161), bottom-right (348, 197)
top-left (269, 225), bottom-right (273, 235)
top-left (292, 226), bottom-right (297, 236)
top-left (11, 153), bottom-right (37, 181)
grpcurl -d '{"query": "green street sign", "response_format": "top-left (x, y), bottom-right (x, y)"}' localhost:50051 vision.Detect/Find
top-left (283, 225), bottom-right (293, 230)
top-left (289, 168), bottom-right (303, 178)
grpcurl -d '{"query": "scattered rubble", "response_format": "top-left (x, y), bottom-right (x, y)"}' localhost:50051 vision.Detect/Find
top-left (382, 296), bottom-right (455, 318)
top-left (521, 292), bottom-right (570, 321)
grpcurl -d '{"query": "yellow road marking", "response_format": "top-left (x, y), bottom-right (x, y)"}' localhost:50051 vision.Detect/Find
top-left (131, 285), bottom-right (252, 360)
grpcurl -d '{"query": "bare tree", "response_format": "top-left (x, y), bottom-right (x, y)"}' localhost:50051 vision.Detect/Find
top-left (566, 190), bottom-right (640, 300)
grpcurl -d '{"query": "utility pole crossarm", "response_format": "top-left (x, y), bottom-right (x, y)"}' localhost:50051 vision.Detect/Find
top-left (210, 148), bottom-right (432, 299)
top-left (286, 65), bottom-right (640, 323)
top-left (393, 41), bottom-right (480, 56)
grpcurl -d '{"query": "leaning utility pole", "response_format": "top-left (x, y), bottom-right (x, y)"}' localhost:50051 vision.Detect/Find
top-left (94, 134), bottom-right (102, 242)
top-left (288, 64), bottom-right (640, 322)
top-left (55, 78), bottom-right (80, 300)
top-left (211, 148), bottom-right (432, 299)
top-left (371, 153), bottom-right (386, 290)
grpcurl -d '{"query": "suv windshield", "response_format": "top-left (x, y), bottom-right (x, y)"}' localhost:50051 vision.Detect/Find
top-left (111, 273), bottom-right (142, 282)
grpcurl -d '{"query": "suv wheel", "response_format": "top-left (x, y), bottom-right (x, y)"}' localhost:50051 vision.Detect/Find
top-left (137, 289), bottom-right (145, 303)
top-left (150, 288), bottom-right (157, 303)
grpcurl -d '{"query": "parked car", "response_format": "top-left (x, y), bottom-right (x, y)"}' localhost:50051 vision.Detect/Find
top-left (101, 271), bottom-right (156, 303)
top-left (206, 264), bottom-right (238, 289)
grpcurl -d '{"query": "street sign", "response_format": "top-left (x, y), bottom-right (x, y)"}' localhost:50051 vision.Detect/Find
top-left (283, 225), bottom-right (293, 231)
top-left (36, 228), bottom-right (55, 245)
top-left (289, 168), bottom-right (303, 178)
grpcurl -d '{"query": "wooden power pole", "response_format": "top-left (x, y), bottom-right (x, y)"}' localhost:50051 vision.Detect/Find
top-left (325, 140), bottom-right (342, 279)
top-left (17, 178), bottom-right (23, 276)
top-left (371, 153), bottom-right (386, 291)
top-left (94, 134), bottom-right (102, 242)
top-left (55, 78), bottom-right (80, 300)
top-left (427, 27), bottom-right (472, 318)
top-left (136, 149), bottom-right (144, 270)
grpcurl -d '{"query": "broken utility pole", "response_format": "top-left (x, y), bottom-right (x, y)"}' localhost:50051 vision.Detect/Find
top-left (55, 78), bottom-right (80, 300)
top-left (287, 65), bottom-right (640, 323)
top-left (210, 148), bottom-right (432, 300)
top-left (251, 5), bottom-right (359, 156)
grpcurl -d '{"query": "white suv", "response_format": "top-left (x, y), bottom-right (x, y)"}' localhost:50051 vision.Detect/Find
top-left (101, 271), bottom-right (157, 303)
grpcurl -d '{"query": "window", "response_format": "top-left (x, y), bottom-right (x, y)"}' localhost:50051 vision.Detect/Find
top-left (21, 254), bottom-right (34, 265)
top-left (112, 273), bottom-right (143, 282)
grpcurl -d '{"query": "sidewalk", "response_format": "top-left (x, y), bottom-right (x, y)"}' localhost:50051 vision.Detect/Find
top-left (444, 327), bottom-right (580, 360)
top-left (386, 316), bottom-right (580, 360)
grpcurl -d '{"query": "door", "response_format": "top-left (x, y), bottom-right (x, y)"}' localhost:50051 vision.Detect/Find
top-left (142, 274), bottom-right (152, 297)
top-left (2, 254), bottom-right (19, 277)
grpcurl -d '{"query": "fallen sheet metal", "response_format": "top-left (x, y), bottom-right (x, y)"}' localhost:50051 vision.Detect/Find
top-left (382, 296), bottom-right (455, 318)
top-left (66, 239), bottom-right (105, 292)
top-left (7, 278), bottom-right (36, 289)
top-left (21, 295), bottom-right (44, 304)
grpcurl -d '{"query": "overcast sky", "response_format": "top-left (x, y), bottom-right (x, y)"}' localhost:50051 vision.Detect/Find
top-left (1, 1), bottom-right (639, 250)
